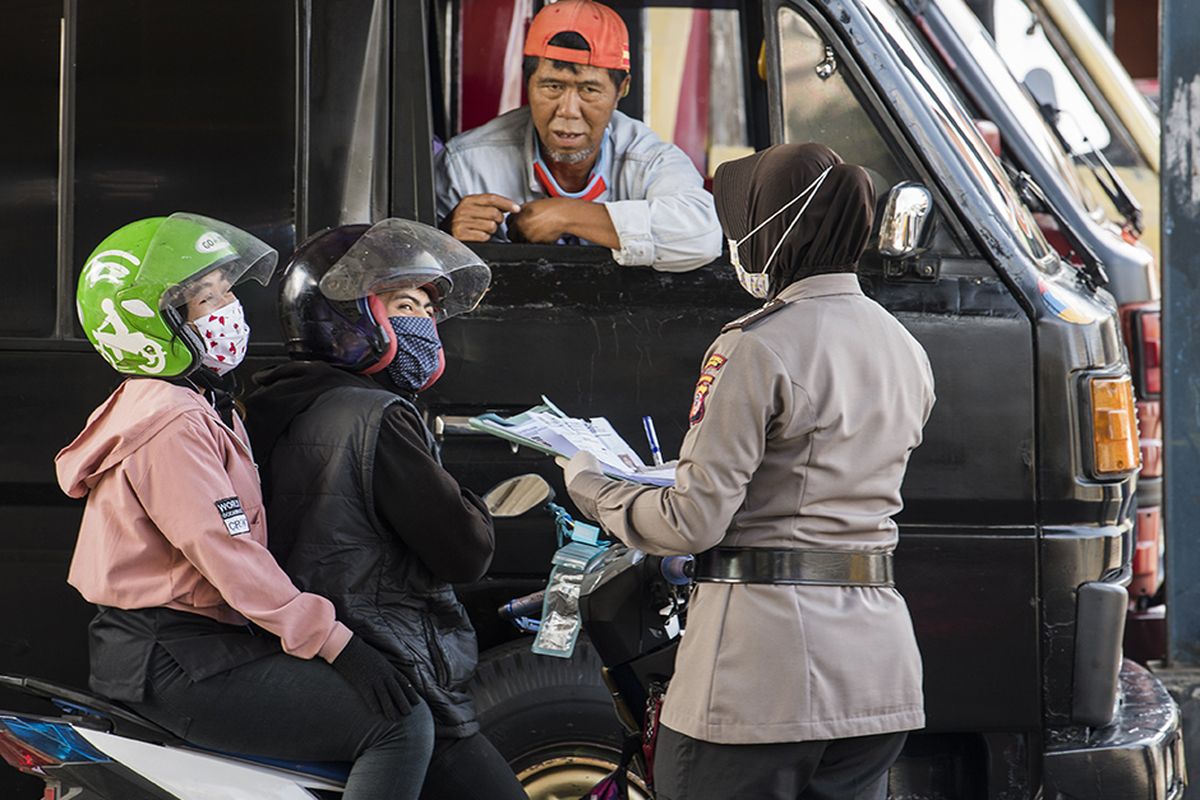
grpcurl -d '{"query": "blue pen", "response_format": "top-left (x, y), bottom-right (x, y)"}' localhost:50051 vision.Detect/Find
top-left (642, 415), bottom-right (664, 466)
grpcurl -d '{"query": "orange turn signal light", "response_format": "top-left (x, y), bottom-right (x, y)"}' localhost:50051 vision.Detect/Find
top-left (1090, 375), bottom-right (1140, 475)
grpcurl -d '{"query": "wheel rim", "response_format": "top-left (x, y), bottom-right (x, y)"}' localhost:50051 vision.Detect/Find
top-left (515, 747), bottom-right (651, 800)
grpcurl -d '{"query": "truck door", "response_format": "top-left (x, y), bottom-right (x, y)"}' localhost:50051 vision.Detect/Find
top-left (762, 0), bottom-right (1041, 731)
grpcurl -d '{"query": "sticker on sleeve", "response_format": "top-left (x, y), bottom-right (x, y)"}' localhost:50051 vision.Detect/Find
top-left (215, 496), bottom-right (251, 536)
top-left (689, 354), bottom-right (728, 427)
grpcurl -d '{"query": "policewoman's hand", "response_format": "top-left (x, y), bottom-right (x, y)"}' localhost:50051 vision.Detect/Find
top-left (555, 451), bottom-right (604, 488)
top-left (332, 636), bottom-right (422, 720)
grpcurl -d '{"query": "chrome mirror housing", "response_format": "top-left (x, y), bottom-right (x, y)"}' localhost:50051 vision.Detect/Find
top-left (878, 182), bottom-right (933, 258)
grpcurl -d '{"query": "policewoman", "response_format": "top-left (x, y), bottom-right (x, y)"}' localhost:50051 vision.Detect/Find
top-left (558, 143), bottom-right (936, 799)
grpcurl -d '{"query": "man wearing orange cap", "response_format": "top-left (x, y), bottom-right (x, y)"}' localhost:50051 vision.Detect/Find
top-left (435, 0), bottom-right (721, 272)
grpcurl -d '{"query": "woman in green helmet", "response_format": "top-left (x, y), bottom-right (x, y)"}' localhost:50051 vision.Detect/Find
top-left (56, 213), bottom-right (435, 800)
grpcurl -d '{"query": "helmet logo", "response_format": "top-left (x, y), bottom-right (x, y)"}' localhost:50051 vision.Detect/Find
top-left (83, 249), bottom-right (140, 288)
top-left (92, 298), bottom-right (167, 374)
top-left (195, 232), bottom-right (232, 254)
top-left (120, 298), bottom-right (156, 318)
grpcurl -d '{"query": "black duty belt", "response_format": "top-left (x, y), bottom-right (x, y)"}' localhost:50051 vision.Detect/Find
top-left (693, 547), bottom-right (894, 587)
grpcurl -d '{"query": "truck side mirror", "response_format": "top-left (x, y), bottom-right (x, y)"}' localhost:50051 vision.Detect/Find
top-left (877, 182), bottom-right (933, 258)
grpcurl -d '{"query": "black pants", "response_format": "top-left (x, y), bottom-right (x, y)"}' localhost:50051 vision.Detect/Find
top-left (654, 725), bottom-right (907, 800)
top-left (420, 732), bottom-right (528, 800)
top-left (131, 645), bottom-right (435, 800)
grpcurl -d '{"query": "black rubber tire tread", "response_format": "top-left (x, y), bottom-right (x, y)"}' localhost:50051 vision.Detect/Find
top-left (469, 635), bottom-right (626, 768)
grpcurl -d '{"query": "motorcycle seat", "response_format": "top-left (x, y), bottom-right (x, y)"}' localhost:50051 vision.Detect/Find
top-left (2, 673), bottom-right (353, 784)
top-left (2, 674), bottom-right (354, 784)
top-left (0, 673), bottom-right (181, 745)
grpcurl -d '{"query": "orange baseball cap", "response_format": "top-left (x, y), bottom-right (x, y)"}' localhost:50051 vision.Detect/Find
top-left (524, 0), bottom-right (631, 72)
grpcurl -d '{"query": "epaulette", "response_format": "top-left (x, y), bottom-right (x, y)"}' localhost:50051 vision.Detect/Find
top-left (721, 298), bottom-right (788, 333)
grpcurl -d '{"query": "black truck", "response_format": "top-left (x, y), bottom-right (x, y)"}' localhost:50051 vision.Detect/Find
top-left (0, 0), bottom-right (1183, 797)
top-left (893, 0), bottom-right (1166, 658)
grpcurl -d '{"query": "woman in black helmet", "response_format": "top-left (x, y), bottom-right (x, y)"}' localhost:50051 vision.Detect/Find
top-left (245, 218), bottom-right (528, 800)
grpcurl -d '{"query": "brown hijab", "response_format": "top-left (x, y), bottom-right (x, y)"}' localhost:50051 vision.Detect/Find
top-left (713, 143), bottom-right (876, 297)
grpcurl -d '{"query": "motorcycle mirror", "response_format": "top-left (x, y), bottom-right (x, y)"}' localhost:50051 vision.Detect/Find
top-left (483, 474), bottom-right (554, 517)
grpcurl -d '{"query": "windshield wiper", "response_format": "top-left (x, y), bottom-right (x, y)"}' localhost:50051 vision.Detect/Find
top-left (1006, 165), bottom-right (1109, 290)
top-left (1034, 100), bottom-right (1145, 237)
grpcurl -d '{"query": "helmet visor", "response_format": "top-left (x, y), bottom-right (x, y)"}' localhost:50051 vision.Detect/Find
top-left (145, 213), bottom-right (279, 310)
top-left (318, 218), bottom-right (492, 321)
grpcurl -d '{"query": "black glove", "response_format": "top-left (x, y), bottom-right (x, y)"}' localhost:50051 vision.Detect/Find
top-left (332, 637), bottom-right (422, 720)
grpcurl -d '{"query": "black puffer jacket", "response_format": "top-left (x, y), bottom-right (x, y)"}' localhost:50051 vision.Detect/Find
top-left (245, 362), bottom-right (494, 737)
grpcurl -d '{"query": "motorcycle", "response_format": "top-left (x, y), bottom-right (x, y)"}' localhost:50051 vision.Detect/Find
top-left (0, 473), bottom-right (684, 800)
top-left (0, 672), bottom-right (351, 798)
top-left (488, 474), bottom-right (692, 798)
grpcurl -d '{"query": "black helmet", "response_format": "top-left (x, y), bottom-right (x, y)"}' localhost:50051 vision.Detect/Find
top-left (279, 219), bottom-right (491, 372)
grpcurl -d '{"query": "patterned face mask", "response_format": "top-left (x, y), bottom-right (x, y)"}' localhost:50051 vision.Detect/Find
top-left (191, 299), bottom-right (250, 376)
top-left (385, 316), bottom-right (444, 392)
top-left (728, 166), bottom-right (833, 300)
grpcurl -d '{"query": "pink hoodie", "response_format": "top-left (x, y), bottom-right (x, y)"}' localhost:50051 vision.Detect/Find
top-left (56, 378), bottom-right (351, 663)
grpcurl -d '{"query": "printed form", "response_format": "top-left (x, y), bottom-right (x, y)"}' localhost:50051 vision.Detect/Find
top-left (470, 399), bottom-right (676, 487)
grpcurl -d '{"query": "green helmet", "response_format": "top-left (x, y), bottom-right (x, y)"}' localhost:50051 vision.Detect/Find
top-left (77, 213), bottom-right (278, 377)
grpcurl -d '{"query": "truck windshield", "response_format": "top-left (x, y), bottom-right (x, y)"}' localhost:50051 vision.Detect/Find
top-left (931, 0), bottom-right (1100, 216)
top-left (991, 0), bottom-right (1110, 150)
top-left (988, 0), bottom-right (1144, 170)
top-left (830, 0), bottom-right (1054, 264)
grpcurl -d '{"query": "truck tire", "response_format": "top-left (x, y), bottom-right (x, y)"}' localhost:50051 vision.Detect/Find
top-left (470, 636), bottom-right (650, 800)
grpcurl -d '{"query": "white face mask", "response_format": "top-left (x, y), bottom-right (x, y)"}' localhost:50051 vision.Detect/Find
top-left (190, 299), bottom-right (250, 376)
top-left (728, 166), bottom-right (833, 300)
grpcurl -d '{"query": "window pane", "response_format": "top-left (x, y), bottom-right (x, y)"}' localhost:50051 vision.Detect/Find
top-left (456, 0), bottom-right (531, 134)
top-left (778, 7), bottom-right (904, 195)
top-left (72, 0), bottom-right (296, 342)
top-left (931, 0), bottom-right (1101, 213)
top-left (452, 2), bottom-right (753, 182)
top-left (0, 2), bottom-right (60, 337)
top-left (864, 0), bottom-right (1052, 263)
top-left (991, 0), bottom-right (1122, 161)
top-left (644, 8), bottom-right (751, 179)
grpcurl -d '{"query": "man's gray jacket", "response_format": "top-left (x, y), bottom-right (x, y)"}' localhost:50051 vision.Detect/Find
top-left (435, 107), bottom-right (722, 272)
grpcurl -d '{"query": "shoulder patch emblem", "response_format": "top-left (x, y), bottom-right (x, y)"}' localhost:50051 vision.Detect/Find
top-left (722, 298), bottom-right (788, 333)
top-left (689, 354), bottom-right (728, 427)
top-left (215, 496), bottom-right (250, 536)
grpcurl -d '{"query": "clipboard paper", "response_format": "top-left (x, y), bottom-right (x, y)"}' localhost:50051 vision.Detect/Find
top-left (469, 397), bottom-right (676, 487)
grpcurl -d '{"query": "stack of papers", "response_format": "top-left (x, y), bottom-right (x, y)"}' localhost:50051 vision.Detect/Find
top-left (469, 397), bottom-right (676, 487)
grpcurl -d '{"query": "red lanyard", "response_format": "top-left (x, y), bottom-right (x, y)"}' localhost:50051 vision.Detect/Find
top-left (533, 161), bottom-right (607, 202)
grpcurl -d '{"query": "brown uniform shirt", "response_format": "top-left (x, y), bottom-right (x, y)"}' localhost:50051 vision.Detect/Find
top-left (567, 273), bottom-right (935, 744)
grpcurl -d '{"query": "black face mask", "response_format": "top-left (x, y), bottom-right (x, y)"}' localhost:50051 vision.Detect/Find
top-left (384, 316), bottom-right (444, 393)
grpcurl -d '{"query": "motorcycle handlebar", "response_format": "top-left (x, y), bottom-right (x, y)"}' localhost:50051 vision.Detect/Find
top-left (660, 555), bottom-right (694, 585)
top-left (498, 590), bottom-right (546, 621)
